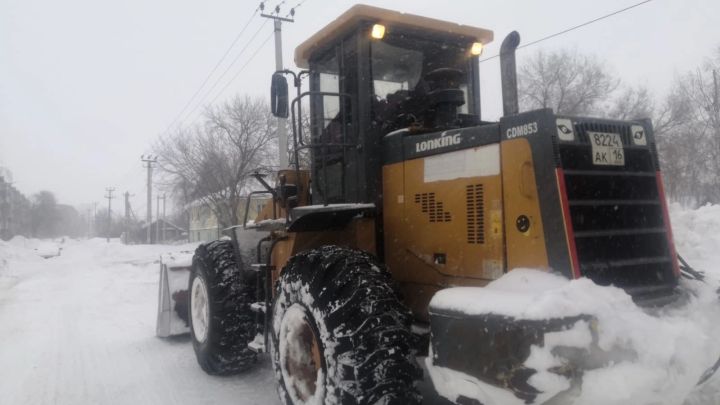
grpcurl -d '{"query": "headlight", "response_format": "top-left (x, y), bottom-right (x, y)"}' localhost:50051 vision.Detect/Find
top-left (471, 42), bottom-right (484, 56)
top-left (371, 24), bottom-right (385, 39)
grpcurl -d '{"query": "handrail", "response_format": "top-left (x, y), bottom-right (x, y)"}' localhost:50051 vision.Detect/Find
top-left (277, 68), bottom-right (361, 206)
top-left (289, 89), bottom-right (358, 204)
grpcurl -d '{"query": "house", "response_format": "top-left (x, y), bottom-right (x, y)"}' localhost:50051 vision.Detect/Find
top-left (134, 219), bottom-right (187, 244)
top-left (188, 195), bottom-right (269, 243)
top-left (0, 168), bottom-right (31, 240)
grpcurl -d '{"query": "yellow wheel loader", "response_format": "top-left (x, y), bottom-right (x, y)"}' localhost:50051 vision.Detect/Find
top-left (157, 4), bottom-right (718, 404)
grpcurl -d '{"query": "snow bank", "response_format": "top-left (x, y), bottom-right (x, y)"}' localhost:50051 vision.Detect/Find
top-left (431, 270), bottom-right (717, 405)
top-left (1, 237), bottom-right (199, 274)
top-left (0, 238), bottom-right (45, 267)
top-left (428, 202), bottom-right (720, 405)
top-left (7, 235), bottom-right (35, 247)
top-left (671, 203), bottom-right (720, 277)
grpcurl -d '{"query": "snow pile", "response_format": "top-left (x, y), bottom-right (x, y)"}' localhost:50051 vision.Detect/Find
top-left (431, 270), bottom-right (718, 405)
top-left (671, 203), bottom-right (720, 278)
top-left (0, 237), bottom-right (45, 267)
top-left (428, 203), bottom-right (720, 405)
top-left (60, 238), bottom-right (199, 267)
top-left (431, 270), bottom-right (629, 319)
top-left (7, 235), bottom-right (36, 248)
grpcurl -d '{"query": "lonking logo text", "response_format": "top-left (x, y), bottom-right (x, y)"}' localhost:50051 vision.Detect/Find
top-left (415, 133), bottom-right (462, 153)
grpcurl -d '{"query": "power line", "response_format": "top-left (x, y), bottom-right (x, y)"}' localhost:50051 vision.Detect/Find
top-left (266, 0), bottom-right (287, 15)
top-left (162, 0), bottom-right (311, 131)
top-left (178, 19), bottom-right (271, 126)
top-left (479, 0), bottom-right (654, 63)
top-left (285, 0), bottom-right (308, 17)
top-left (162, 3), bottom-right (265, 134)
top-left (179, 0), bottom-right (300, 124)
top-left (207, 31), bottom-right (274, 106)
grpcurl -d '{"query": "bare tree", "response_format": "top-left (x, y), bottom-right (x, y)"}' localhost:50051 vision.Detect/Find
top-left (518, 47), bottom-right (701, 203)
top-left (30, 190), bottom-right (59, 238)
top-left (642, 47), bottom-right (720, 205)
top-left (606, 85), bottom-right (655, 121)
top-left (155, 95), bottom-right (277, 228)
top-left (519, 49), bottom-right (620, 115)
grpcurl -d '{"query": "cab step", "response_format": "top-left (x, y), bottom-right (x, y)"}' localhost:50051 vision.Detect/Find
top-left (248, 333), bottom-right (265, 353)
top-left (250, 263), bottom-right (268, 272)
top-left (250, 302), bottom-right (266, 314)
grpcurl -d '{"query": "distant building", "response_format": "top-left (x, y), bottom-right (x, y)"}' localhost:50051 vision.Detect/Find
top-left (136, 219), bottom-right (187, 244)
top-left (0, 168), bottom-right (31, 240)
top-left (188, 195), bottom-right (269, 243)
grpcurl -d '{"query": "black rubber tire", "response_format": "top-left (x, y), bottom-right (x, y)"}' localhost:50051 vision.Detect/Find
top-left (271, 246), bottom-right (422, 405)
top-left (189, 239), bottom-right (257, 375)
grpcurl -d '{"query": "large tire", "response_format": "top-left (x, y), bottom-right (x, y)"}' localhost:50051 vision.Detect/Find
top-left (189, 240), bottom-right (257, 375)
top-left (271, 246), bottom-right (421, 405)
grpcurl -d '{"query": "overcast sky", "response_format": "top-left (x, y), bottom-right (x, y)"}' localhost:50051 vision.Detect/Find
top-left (1, 0), bottom-right (719, 215)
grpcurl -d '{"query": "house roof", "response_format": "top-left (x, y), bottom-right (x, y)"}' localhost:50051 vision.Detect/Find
top-left (141, 218), bottom-right (186, 232)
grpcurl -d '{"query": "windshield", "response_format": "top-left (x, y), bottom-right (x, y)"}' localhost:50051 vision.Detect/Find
top-left (371, 32), bottom-right (474, 131)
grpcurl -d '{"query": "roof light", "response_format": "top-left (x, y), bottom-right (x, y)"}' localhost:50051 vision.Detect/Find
top-left (471, 42), bottom-right (484, 56)
top-left (371, 24), bottom-right (385, 39)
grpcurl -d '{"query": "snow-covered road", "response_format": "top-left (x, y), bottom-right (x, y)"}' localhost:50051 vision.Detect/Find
top-left (3, 203), bottom-right (720, 404)
top-left (0, 238), bottom-right (280, 405)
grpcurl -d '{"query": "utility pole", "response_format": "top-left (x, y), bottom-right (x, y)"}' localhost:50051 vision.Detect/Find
top-left (155, 194), bottom-right (162, 244)
top-left (141, 155), bottom-right (157, 244)
top-left (261, 4), bottom-right (295, 169)
top-left (92, 201), bottom-right (99, 238)
top-left (162, 193), bottom-right (167, 243)
top-left (86, 208), bottom-right (92, 238)
top-left (713, 69), bottom-right (719, 116)
top-left (104, 188), bottom-right (115, 243)
top-left (124, 191), bottom-right (132, 244)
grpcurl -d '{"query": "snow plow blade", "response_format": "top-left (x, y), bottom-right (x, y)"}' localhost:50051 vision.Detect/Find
top-left (427, 310), bottom-right (590, 404)
top-left (426, 290), bottom-right (632, 405)
top-left (156, 252), bottom-right (194, 337)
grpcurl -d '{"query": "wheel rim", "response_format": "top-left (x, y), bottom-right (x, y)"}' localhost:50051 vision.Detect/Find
top-left (279, 304), bottom-right (324, 404)
top-left (190, 276), bottom-right (210, 343)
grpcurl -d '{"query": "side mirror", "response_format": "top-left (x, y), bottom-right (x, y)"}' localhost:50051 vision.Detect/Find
top-left (270, 73), bottom-right (289, 118)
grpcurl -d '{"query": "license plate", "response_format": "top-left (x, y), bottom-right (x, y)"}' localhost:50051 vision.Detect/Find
top-left (588, 132), bottom-right (624, 166)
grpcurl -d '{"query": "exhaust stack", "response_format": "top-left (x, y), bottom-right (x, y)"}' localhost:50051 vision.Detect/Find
top-left (500, 31), bottom-right (521, 116)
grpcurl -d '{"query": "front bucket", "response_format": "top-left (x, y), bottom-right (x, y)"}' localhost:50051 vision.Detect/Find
top-left (156, 251), bottom-right (194, 337)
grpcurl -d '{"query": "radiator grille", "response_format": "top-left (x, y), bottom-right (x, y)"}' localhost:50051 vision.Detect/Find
top-left (414, 192), bottom-right (451, 223)
top-left (558, 120), bottom-right (673, 290)
top-left (572, 121), bottom-right (633, 146)
top-left (466, 184), bottom-right (484, 244)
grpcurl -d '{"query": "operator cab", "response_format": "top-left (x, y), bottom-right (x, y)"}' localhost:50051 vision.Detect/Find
top-left (289, 5), bottom-right (493, 204)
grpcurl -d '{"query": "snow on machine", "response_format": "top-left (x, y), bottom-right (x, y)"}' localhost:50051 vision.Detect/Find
top-left (158, 4), bottom-right (720, 404)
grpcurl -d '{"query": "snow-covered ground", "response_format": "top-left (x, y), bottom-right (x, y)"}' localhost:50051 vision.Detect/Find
top-left (0, 238), bottom-right (280, 405)
top-left (2, 204), bottom-right (720, 404)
